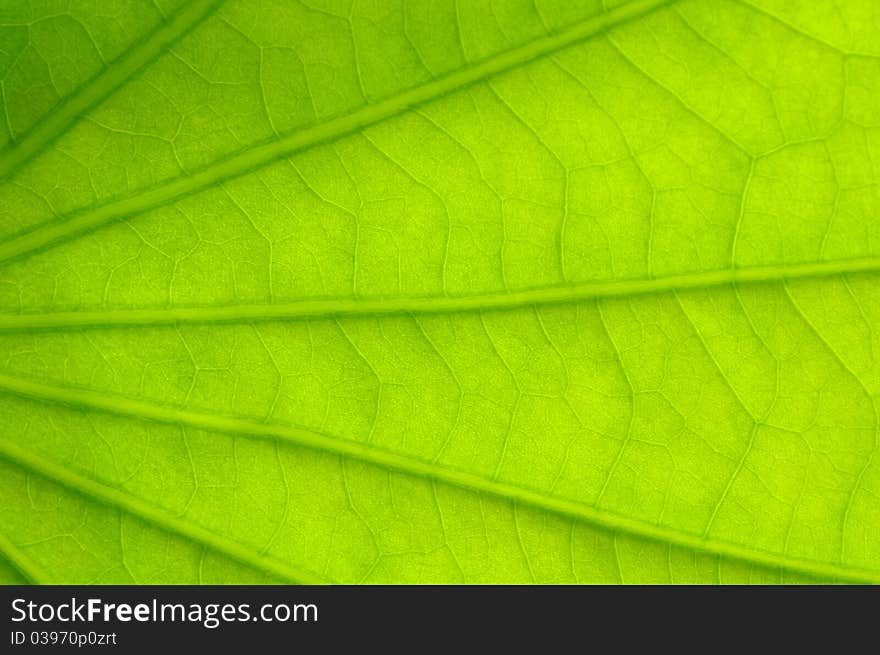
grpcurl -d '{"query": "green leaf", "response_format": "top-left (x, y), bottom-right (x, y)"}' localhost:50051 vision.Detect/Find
top-left (0, 0), bottom-right (878, 584)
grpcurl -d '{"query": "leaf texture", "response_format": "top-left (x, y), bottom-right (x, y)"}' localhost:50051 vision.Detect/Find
top-left (0, 0), bottom-right (879, 584)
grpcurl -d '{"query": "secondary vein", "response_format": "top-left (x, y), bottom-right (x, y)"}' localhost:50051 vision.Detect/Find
top-left (0, 371), bottom-right (877, 584)
top-left (0, 438), bottom-right (326, 585)
top-left (0, 529), bottom-right (52, 585)
top-left (0, 255), bottom-right (878, 331)
top-left (0, 0), bottom-right (675, 266)
top-left (0, 0), bottom-right (224, 179)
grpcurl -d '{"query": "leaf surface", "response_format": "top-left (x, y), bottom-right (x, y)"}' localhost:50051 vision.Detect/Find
top-left (0, 0), bottom-right (879, 584)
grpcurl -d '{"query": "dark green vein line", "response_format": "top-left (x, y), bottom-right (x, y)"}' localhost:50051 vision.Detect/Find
top-left (0, 372), bottom-right (876, 584)
top-left (0, 530), bottom-right (52, 584)
top-left (1, 256), bottom-right (879, 331)
top-left (0, 0), bottom-right (224, 180)
top-left (0, 438), bottom-right (326, 585)
top-left (0, 0), bottom-right (674, 266)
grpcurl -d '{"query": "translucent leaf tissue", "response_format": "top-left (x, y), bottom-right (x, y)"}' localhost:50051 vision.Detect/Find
top-left (0, 0), bottom-right (879, 584)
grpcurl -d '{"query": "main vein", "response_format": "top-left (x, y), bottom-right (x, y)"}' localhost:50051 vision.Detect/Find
top-left (0, 0), bottom-right (224, 179)
top-left (0, 529), bottom-right (52, 584)
top-left (1, 255), bottom-right (879, 331)
top-left (0, 0), bottom-right (674, 266)
top-left (0, 437), bottom-right (326, 585)
top-left (0, 371), bottom-right (877, 584)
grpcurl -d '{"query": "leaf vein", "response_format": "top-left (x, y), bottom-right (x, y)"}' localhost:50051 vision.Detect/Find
top-left (0, 438), bottom-right (327, 585)
top-left (1, 256), bottom-right (879, 331)
top-left (0, 0), bottom-right (676, 266)
top-left (0, 0), bottom-right (224, 178)
top-left (0, 371), bottom-right (877, 583)
top-left (0, 529), bottom-right (52, 584)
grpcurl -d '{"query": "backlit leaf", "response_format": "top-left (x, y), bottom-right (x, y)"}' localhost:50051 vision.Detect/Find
top-left (0, 0), bottom-right (879, 584)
